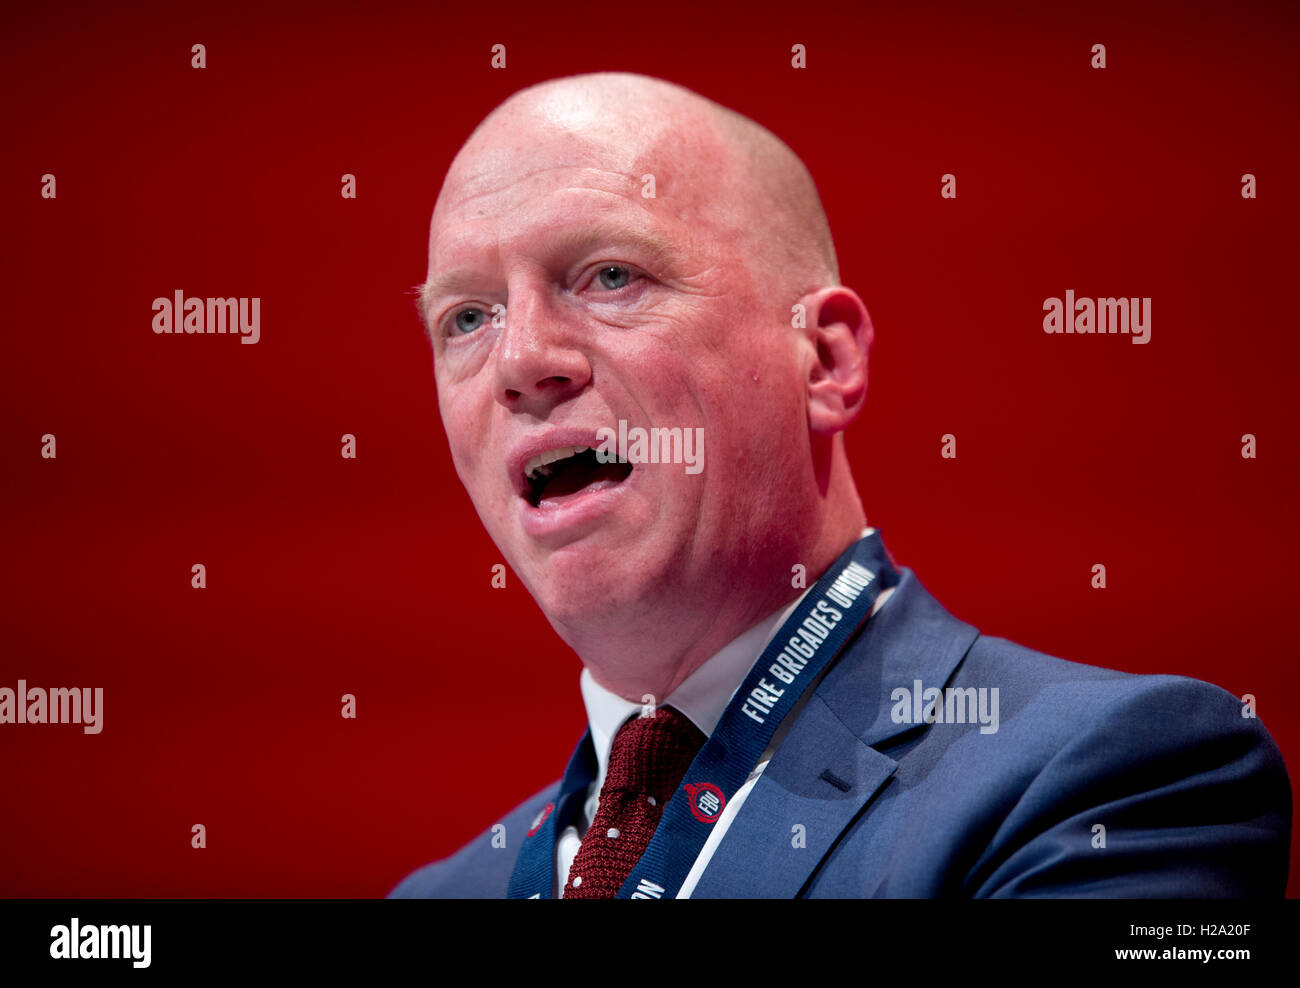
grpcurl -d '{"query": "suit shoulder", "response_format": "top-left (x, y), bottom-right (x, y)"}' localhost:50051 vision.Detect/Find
top-left (962, 632), bottom-right (1128, 689)
top-left (388, 782), bottom-right (558, 899)
top-left (955, 643), bottom-right (1291, 895)
top-left (963, 633), bottom-right (1281, 742)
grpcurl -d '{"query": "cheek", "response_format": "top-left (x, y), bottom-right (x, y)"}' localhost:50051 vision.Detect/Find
top-left (439, 401), bottom-right (490, 486)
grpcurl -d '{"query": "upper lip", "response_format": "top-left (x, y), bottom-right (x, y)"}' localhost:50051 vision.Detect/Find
top-left (506, 428), bottom-right (617, 500)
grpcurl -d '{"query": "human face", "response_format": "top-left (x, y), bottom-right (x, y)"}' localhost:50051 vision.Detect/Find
top-left (423, 114), bottom-right (815, 632)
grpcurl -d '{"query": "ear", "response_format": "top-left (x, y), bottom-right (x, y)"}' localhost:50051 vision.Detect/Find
top-left (803, 286), bottom-right (873, 435)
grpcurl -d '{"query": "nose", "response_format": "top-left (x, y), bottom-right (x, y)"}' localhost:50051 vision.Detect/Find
top-left (492, 282), bottom-right (592, 415)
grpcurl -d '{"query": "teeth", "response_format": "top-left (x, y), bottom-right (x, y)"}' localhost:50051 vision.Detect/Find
top-left (524, 445), bottom-right (590, 481)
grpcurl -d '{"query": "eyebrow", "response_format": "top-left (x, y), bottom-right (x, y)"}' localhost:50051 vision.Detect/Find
top-left (418, 225), bottom-right (680, 328)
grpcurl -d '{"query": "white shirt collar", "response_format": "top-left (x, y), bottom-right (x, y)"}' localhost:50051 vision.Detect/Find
top-left (578, 527), bottom-right (877, 792)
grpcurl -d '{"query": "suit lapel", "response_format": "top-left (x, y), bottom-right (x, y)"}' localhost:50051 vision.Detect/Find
top-left (830, 567), bottom-right (982, 751)
top-left (691, 568), bottom-right (980, 897)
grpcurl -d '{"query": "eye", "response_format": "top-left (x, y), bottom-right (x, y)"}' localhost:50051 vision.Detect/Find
top-left (594, 265), bottom-right (632, 291)
top-left (450, 306), bottom-right (488, 335)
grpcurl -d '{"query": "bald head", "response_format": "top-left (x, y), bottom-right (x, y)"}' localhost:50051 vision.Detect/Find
top-left (425, 72), bottom-right (839, 322)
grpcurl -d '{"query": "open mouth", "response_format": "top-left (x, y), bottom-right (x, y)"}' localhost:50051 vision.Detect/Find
top-left (524, 445), bottom-right (634, 508)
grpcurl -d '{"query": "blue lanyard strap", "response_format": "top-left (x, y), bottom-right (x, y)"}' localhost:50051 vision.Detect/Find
top-left (505, 731), bottom-right (597, 899)
top-left (507, 532), bottom-right (898, 900)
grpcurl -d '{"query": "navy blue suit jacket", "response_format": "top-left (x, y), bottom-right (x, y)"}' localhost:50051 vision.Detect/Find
top-left (392, 568), bottom-right (1291, 897)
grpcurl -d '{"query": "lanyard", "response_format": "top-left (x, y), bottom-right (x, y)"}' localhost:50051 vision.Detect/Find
top-left (506, 532), bottom-right (898, 899)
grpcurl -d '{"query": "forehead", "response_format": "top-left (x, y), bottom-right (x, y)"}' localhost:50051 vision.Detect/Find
top-left (431, 169), bottom-right (670, 268)
top-left (430, 106), bottom-right (735, 248)
top-left (443, 119), bottom-right (647, 200)
top-left (428, 180), bottom-right (726, 315)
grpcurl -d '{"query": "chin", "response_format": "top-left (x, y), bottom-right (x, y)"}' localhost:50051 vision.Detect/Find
top-left (526, 554), bottom-right (656, 625)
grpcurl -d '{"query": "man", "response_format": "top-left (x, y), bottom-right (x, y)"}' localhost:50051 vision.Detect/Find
top-left (392, 72), bottom-right (1290, 898)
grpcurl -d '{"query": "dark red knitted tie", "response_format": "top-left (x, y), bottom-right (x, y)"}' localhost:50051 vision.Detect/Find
top-left (562, 705), bottom-right (706, 899)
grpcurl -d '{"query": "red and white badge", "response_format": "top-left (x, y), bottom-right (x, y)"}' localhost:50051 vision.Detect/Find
top-left (526, 801), bottom-right (554, 837)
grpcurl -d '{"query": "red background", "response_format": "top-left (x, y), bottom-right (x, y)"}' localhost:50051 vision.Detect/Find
top-left (2, 0), bottom-right (1297, 897)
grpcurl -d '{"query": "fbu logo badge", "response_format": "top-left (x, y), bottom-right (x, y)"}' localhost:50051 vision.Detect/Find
top-left (683, 782), bottom-right (725, 823)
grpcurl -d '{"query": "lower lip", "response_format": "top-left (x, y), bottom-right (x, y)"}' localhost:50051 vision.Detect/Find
top-left (517, 472), bottom-right (634, 540)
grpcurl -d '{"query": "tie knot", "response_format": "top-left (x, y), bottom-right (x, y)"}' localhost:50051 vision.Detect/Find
top-left (604, 705), bottom-right (706, 805)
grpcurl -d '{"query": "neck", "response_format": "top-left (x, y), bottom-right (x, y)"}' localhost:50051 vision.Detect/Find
top-left (572, 473), bottom-right (867, 702)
